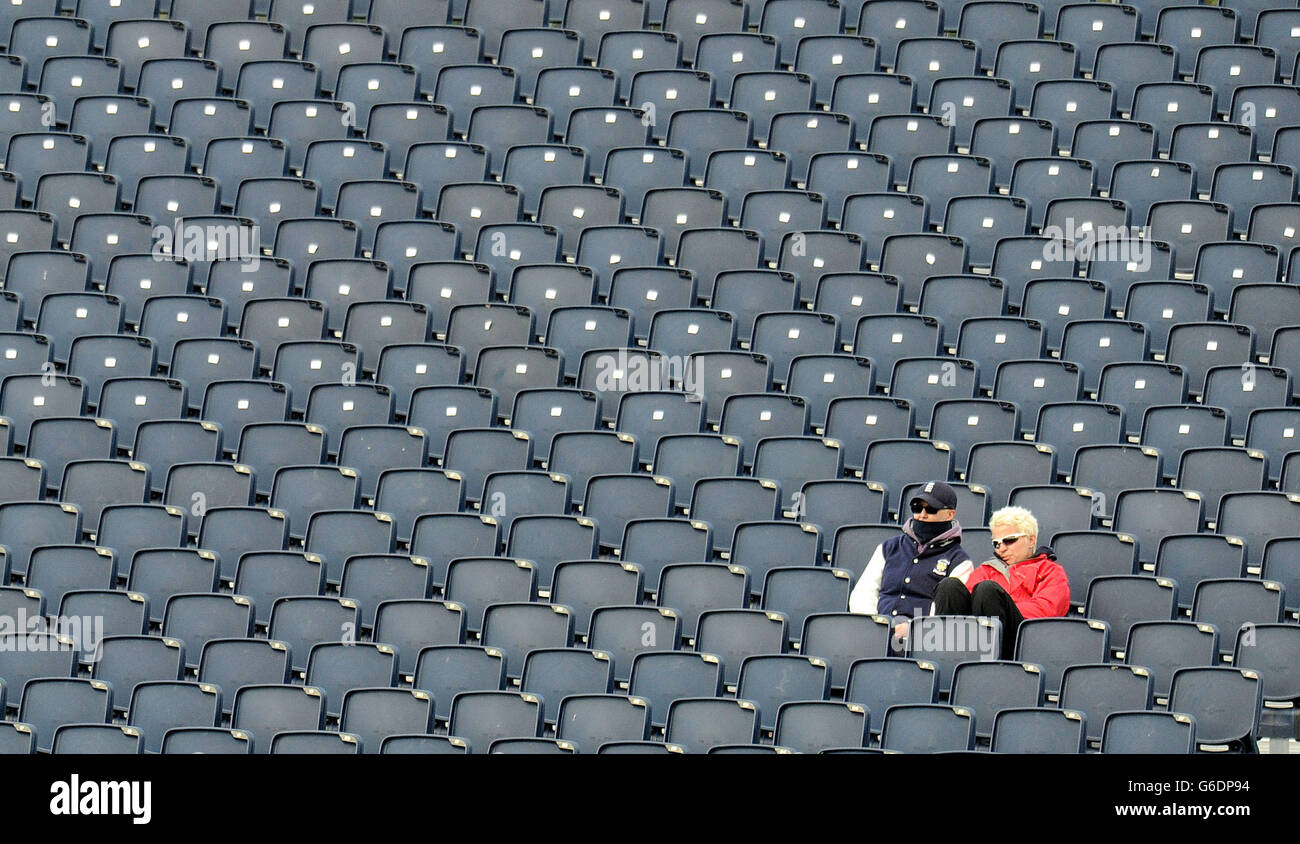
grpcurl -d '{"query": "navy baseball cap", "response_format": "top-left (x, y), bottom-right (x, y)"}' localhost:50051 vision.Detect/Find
top-left (910, 480), bottom-right (957, 510)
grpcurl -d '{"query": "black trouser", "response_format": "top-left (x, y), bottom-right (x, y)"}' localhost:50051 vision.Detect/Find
top-left (933, 578), bottom-right (1025, 660)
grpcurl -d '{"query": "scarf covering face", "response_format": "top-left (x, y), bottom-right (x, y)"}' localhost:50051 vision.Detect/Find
top-left (910, 518), bottom-right (954, 545)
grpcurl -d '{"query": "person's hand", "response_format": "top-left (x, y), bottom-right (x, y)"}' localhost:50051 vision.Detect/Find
top-left (893, 620), bottom-right (910, 640)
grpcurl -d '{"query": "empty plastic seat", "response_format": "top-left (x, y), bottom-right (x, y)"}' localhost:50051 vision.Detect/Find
top-left (1093, 42), bottom-right (1176, 116)
top-left (374, 600), bottom-right (465, 679)
top-left (505, 514), bottom-right (600, 595)
top-left (37, 294), bottom-right (128, 370)
top-left (10, 16), bottom-right (93, 84)
top-left (0, 456), bottom-right (46, 505)
top-left (3, 251), bottom-right (87, 319)
top-left (160, 726), bottom-right (254, 754)
top-left (0, 0), bottom-right (58, 51)
top-left (568, 0), bottom-right (650, 63)
top-left (62, 458), bottom-right (152, 536)
top-left (1111, 489), bottom-right (1204, 567)
top-left (447, 690), bottom-right (543, 754)
top-left (1168, 122), bottom-right (1255, 200)
top-left (263, 465), bottom-right (357, 543)
top-left (1154, 5), bottom-right (1238, 76)
top-left (550, 693), bottom-right (649, 754)
top-left (1052, 1), bottom-right (1138, 72)
top-left (763, 109), bottom-right (854, 184)
top-left (393, 20), bottom-right (479, 89)
top-left (163, 461), bottom-right (255, 515)
top-left (1168, 666), bottom-right (1262, 752)
top-left (1056, 321), bottom-right (1146, 398)
top-left (550, 560), bottom-right (642, 641)
top-left (408, 643), bottom-right (504, 725)
top-left (949, 659), bottom-right (1046, 739)
top-left (519, 647), bottom-right (614, 727)
top-left (195, 508), bottom-right (290, 588)
top-left (1206, 361), bottom-right (1289, 447)
top-left (166, 339), bottom-right (259, 417)
top-left (955, 316), bottom-right (1043, 392)
top-left (335, 423), bottom-right (428, 501)
top-left (20, 677), bottom-right (113, 753)
top-left (990, 707), bottom-right (1087, 754)
top-left (616, 519), bottom-right (709, 601)
top-left (298, 508), bottom-right (394, 589)
top-left (850, 313), bottom-right (940, 395)
top-left (264, 730), bottom-right (363, 754)
top-left (1229, 284), bottom-right (1300, 362)
top-left (827, 72), bottom-right (912, 156)
top-left (228, 549), bottom-right (324, 629)
top-left (1014, 616), bottom-right (1110, 697)
top-left (1131, 82), bottom-right (1215, 156)
top-left (1097, 363), bottom-right (1187, 438)
top-left (27, 416), bottom-right (117, 496)
top-left (607, 647), bottom-right (716, 730)
top-left (531, 65), bottom-right (616, 141)
top-left (69, 98), bottom-right (158, 171)
top-left (1008, 159), bottom-right (1090, 234)
top-left (1192, 577), bottom-right (1286, 658)
top-left (59, 588), bottom-right (150, 657)
top-left (1135, 402), bottom-right (1229, 483)
top-left (1231, 624), bottom-right (1299, 707)
top-left (465, 0), bottom-right (548, 58)
top-left (406, 515), bottom-right (499, 594)
top-left (1115, 281), bottom-right (1206, 360)
top-left (125, 546), bottom-right (224, 627)
top-left (376, 734), bottom-right (469, 754)
top-left (660, 696), bottom-right (758, 754)
top-left (0, 633), bottom-right (77, 712)
top-left (880, 703), bottom-right (976, 753)
top-left (1101, 710), bottom-right (1196, 754)
top-left (87, 635), bottom-right (188, 722)
top-left (1164, 322), bottom-right (1255, 401)
top-left (334, 687), bottom-right (432, 755)
top-left (28, 545), bottom-right (118, 617)
top-left (1059, 662), bottom-right (1153, 745)
top-left (198, 638), bottom-right (293, 719)
top-left (855, 0), bottom-right (940, 68)
top-left (1124, 620), bottom-right (1219, 704)
top-left (1100, 155), bottom-right (1190, 228)
top-left (303, 641), bottom-right (398, 720)
top-left (1071, 444), bottom-right (1162, 520)
top-left (1195, 46), bottom-right (1278, 120)
top-left (1177, 446), bottom-right (1270, 530)
top-left (0, 501), bottom-right (83, 580)
top-left (989, 38), bottom-right (1076, 113)
top-left (122, 679), bottom-right (221, 754)
top-left (651, 562), bottom-right (749, 647)
top-left (889, 357), bottom-right (979, 439)
top-left (230, 683), bottom-right (326, 754)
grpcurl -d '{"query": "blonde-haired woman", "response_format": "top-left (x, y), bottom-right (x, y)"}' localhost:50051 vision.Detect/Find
top-left (933, 505), bottom-right (1069, 659)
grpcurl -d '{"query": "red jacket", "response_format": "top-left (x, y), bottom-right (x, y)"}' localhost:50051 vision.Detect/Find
top-left (963, 549), bottom-right (1071, 619)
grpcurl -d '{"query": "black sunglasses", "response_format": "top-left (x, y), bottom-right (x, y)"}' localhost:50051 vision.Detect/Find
top-left (909, 501), bottom-right (945, 515)
top-left (991, 534), bottom-right (1026, 549)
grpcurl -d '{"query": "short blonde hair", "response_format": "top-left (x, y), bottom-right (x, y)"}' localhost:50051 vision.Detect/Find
top-left (989, 505), bottom-right (1038, 538)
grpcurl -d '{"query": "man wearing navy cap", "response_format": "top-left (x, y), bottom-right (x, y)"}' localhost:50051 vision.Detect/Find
top-left (849, 480), bottom-right (975, 638)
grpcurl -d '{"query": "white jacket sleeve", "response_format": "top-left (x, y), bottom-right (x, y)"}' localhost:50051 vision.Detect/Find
top-left (849, 543), bottom-right (887, 614)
